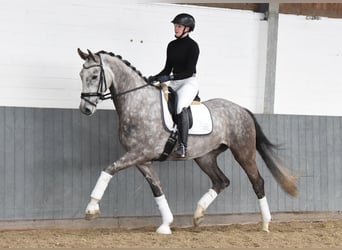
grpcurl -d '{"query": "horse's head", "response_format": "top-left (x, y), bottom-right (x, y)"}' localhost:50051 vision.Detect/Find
top-left (77, 48), bottom-right (113, 116)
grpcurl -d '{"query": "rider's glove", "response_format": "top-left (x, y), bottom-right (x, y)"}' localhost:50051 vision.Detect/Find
top-left (147, 75), bottom-right (157, 83)
top-left (157, 75), bottom-right (174, 83)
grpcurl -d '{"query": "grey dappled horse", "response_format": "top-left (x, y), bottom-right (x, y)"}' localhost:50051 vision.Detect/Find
top-left (77, 48), bottom-right (298, 234)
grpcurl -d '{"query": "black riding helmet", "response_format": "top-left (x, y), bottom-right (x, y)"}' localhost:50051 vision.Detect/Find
top-left (171, 13), bottom-right (195, 31)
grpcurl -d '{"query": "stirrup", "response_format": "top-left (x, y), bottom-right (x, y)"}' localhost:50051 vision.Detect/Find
top-left (175, 144), bottom-right (186, 158)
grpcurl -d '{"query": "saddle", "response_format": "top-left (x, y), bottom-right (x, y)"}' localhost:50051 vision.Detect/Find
top-left (157, 85), bottom-right (213, 161)
top-left (160, 85), bottom-right (213, 135)
top-left (166, 86), bottom-right (199, 129)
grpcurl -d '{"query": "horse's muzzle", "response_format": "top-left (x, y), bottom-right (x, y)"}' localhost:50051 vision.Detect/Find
top-left (79, 102), bottom-right (95, 116)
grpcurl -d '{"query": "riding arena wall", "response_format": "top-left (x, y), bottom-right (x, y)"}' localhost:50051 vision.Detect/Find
top-left (0, 1), bottom-right (341, 228)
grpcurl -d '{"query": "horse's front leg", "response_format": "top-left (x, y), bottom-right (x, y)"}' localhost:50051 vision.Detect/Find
top-left (136, 164), bottom-right (173, 234)
top-left (85, 151), bottom-right (147, 220)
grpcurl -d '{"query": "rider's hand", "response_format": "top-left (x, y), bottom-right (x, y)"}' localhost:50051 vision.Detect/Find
top-left (157, 75), bottom-right (173, 83)
top-left (147, 75), bottom-right (157, 83)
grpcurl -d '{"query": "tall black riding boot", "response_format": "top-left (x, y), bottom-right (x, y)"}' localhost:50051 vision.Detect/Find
top-left (174, 108), bottom-right (189, 158)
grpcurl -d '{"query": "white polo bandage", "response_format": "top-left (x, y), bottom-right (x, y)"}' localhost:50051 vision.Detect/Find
top-left (259, 196), bottom-right (271, 223)
top-left (155, 195), bottom-right (173, 225)
top-left (90, 171), bottom-right (113, 201)
top-left (198, 189), bottom-right (218, 210)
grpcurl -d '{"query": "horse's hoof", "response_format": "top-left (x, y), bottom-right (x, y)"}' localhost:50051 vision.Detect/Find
top-left (84, 211), bottom-right (100, 220)
top-left (85, 203), bottom-right (100, 220)
top-left (193, 216), bottom-right (204, 227)
top-left (156, 224), bottom-right (172, 234)
top-left (262, 222), bottom-right (270, 233)
top-left (193, 205), bottom-right (205, 227)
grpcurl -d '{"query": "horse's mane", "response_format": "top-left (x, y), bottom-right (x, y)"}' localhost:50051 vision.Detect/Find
top-left (96, 50), bottom-right (148, 83)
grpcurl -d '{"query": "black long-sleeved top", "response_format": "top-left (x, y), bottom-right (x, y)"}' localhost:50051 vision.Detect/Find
top-left (156, 35), bottom-right (199, 80)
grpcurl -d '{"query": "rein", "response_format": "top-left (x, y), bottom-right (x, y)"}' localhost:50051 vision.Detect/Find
top-left (81, 54), bottom-right (153, 106)
top-left (112, 82), bottom-right (151, 98)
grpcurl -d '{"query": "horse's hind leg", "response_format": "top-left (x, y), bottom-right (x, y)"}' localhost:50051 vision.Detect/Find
top-left (231, 147), bottom-right (271, 232)
top-left (136, 163), bottom-right (173, 234)
top-left (193, 146), bottom-right (230, 226)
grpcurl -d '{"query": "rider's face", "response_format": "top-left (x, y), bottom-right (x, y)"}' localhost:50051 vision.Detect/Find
top-left (174, 24), bottom-right (189, 38)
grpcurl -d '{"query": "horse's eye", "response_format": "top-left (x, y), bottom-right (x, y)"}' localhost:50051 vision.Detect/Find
top-left (92, 75), bottom-right (98, 80)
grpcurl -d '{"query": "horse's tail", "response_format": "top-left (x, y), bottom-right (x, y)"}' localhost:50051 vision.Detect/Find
top-left (245, 109), bottom-right (298, 197)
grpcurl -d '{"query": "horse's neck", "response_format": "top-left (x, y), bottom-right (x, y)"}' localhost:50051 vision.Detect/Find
top-left (112, 87), bottom-right (160, 131)
top-left (105, 56), bottom-right (158, 120)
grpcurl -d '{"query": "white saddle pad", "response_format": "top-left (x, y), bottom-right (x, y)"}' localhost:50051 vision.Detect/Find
top-left (161, 90), bottom-right (213, 135)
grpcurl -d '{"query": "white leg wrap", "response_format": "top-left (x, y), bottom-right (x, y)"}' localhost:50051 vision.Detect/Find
top-left (90, 171), bottom-right (113, 200)
top-left (198, 189), bottom-right (218, 210)
top-left (259, 196), bottom-right (271, 232)
top-left (259, 196), bottom-right (271, 223)
top-left (155, 195), bottom-right (173, 225)
top-left (155, 195), bottom-right (173, 234)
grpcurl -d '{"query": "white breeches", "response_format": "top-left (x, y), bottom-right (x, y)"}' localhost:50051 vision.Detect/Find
top-left (168, 76), bottom-right (199, 114)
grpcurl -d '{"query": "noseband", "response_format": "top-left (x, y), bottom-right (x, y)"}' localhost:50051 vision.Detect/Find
top-left (81, 55), bottom-right (152, 107)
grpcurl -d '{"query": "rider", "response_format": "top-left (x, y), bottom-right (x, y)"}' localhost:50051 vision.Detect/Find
top-left (148, 13), bottom-right (200, 158)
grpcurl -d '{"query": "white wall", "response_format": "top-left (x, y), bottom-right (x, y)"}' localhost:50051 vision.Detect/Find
top-left (1, 1), bottom-right (342, 116)
top-left (0, 1), bottom-right (266, 112)
top-left (275, 14), bottom-right (342, 116)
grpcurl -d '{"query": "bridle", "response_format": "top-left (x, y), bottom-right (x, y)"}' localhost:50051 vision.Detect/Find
top-left (80, 60), bottom-right (111, 107)
top-left (81, 54), bottom-right (152, 107)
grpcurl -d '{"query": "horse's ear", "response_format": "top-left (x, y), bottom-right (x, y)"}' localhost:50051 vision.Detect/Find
top-left (87, 49), bottom-right (97, 62)
top-left (78, 48), bottom-right (88, 60)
